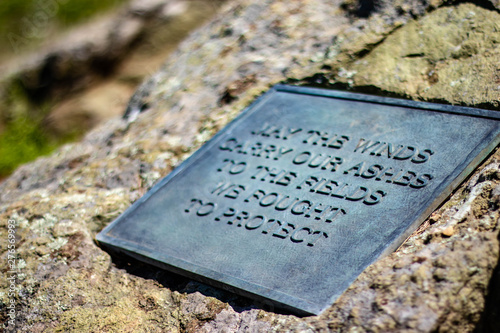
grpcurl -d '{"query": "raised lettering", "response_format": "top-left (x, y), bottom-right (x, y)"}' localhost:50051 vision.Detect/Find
top-left (411, 149), bottom-right (434, 164)
top-left (331, 182), bottom-right (349, 198)
top-left (260, 193), bottom-right (281, 207)
top-left (251, 122), bottom-right (274, 136)
top-left (354, 138), bottom-right (381, 153)
top-left (273, 223), bottom-right (296, 239)
top-left (217, 159), bottom-right (247, 174)
top-left (197, 203), bottom-right (216, 216)
top-left (260, 144), bottom-right (277, 159)
top-left (345, 186), bottom-right (369, 201)
top-left (185, 198), bottom-right (202, 213)
top-left (320, 156), bottom-right (343, 172)
top-left (392, 171), bottom-right (417, 186)
top-left (325, 135), bottom-right (350, 149)
top-left (220, 138), bottom-right (238, 151)
top-left (228, 211), bottom-right (250, 226)
top-left (274, 147), bottom-right (294, 160)
top-left (410, 174), bottom-right (433, 188)
top-left (285, 128), bottom-right (302, 139)
top-left (307, 231), bottom-right (328, 247)
top-left (214, 207), bottom-right (236, 221)
top-left (296, 176), bottom-right (320, 190)
top-left (316, 180), bottom-right (338, 195)
top-left (261, 219), bottom-right (282, 234)
top-left (370, 142), bottom-right (387, 155)
top-left (275, 196), bottom-right (300, 210)
top-left (361, 164), bottom-right (383, 179)
top-left (325, 208), bottom-right (347, 222)
top-left (376, 143), bottom-right (404, 158)
top-left (393, 146), bottom-right (416, 160)
top-left (245, 215), bottom-right (267, 229)
top-left (375, 167), bottom-right (396, 182)
top-left (244, 189), bottom-right (266, 203)
top-left (343, 162), bottom-right (365, 176)
top-left (309, 154), bottom-right (330, 168)
top-left (224, 185), bottom-right (245, 199)
top-left (303, 130), bottom-right (327, 145)
top-left (363, 190), bottom-right (386, 205)
top-left (304, 203), bottom-right (334, 222)
top-left (293, 151), bottom-right (312, 164)
top-left (211, 182), bottom-right (245, 199)
top-left (291, 228), bottom-right (311, 243)
top-left (291, 200), bottom-right (313, 215)
top-left (275, 171), bottom-right (297, 186)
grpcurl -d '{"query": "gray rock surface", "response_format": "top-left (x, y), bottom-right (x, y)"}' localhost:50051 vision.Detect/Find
top-left (1, 0), bottom-right (499, 331)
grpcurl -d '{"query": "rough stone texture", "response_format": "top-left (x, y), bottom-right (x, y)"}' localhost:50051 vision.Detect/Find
top-left (336, 3), bottom-right (500, 107)
top-left (1, 0), bottom-right (500, 332)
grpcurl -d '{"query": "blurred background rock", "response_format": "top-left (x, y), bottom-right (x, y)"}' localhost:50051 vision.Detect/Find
top-left (0, 0), bottom-right (226, 180)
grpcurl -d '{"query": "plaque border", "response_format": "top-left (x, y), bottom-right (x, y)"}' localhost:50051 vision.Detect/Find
top-left (96, 85), bottom-right (500, 315)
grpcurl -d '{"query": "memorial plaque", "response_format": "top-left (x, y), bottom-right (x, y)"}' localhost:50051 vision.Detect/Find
top-left (96, 85), bottom-right (500, 315)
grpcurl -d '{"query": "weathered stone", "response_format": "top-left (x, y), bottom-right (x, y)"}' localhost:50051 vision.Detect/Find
top-left (1, 0), bottom-right (500, 332)
top-left (338, 3), bottom-right (500, 108)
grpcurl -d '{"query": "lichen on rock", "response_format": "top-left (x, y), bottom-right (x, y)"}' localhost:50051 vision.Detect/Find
top-left (1, 0), bottom-right (500, 332)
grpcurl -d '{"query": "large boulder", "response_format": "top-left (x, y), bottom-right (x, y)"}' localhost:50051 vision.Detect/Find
top-left (1, 0), bottom-right (499, 331)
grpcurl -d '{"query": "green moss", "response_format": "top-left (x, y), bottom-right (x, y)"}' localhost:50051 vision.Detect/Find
top-left (54, 0), bottom-right (128, 26)
top-left (0, 116), bottom-right (57, 177)
top-left (0, 81), bottom-right (69, 178)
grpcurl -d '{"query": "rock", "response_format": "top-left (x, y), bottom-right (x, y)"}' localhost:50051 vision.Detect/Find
top-left (1, 0), bottom-right (500, 332)
top-left (441, 225), bottom-right (455, 237)
top-left (43, 81), bottom-right (135, 138)
top-left (335, 3), bottom-right (500, 108)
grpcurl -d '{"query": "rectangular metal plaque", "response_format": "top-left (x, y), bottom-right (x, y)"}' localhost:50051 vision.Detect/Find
top-left (96, 85), bottom-right (500, 315)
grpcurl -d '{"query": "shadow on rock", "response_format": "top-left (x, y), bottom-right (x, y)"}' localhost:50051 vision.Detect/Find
top-left (106, 249), bottom-right (289, 316)
top-left (475, 233), bottom-right (500, 332)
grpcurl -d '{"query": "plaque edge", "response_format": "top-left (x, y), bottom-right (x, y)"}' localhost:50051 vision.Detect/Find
top-left (96, 84), bottom-right (500, 317)
top-left (96, 232), bottom-right (321, 315)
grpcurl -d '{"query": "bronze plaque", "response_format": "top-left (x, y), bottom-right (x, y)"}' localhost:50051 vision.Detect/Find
top-left (97, 85), bottom-right (500, 315)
